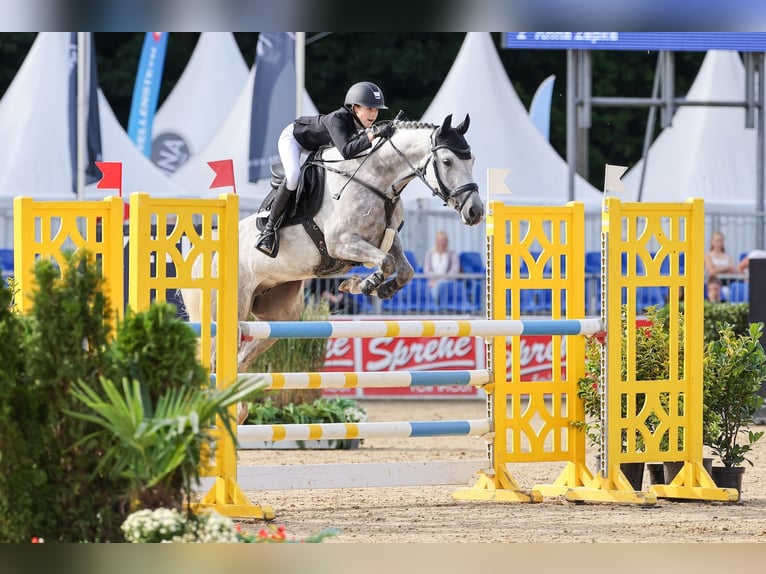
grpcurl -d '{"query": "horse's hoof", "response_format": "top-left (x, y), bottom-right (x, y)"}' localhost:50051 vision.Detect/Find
top-left (236, 402), bottom-right (250, 425)
top-left (376, 281), bottom-right (399, 300)
top-left (338, 276), bottom-right (361, 294)
top-left (360, 271), bottom-right (384, 296)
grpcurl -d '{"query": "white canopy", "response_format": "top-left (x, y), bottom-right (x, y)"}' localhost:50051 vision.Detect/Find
top-left (0, 32), bottom-right (197, 208)
top-left (171, 67), bottom-right (319, 211)
top-left (417, 32), bottom-right (604, 210)
top-left (623, 51), bottom-right (757, 212)
top-left (151, 33), bottom-right (249, 175)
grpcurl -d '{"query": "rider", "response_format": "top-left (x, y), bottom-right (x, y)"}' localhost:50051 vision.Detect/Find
top-left (254, 81), bottom-right (395, 258)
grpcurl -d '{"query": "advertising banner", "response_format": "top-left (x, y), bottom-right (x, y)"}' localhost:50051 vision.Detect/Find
top-left (322, 333), bottom-right (569, 400)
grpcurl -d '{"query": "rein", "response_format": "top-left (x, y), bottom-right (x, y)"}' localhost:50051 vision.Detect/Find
top-left (308, 123), bottom-right (479, 224)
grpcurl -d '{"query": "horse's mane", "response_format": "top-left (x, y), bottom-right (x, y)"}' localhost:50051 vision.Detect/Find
top-left (391, 120), bottom-right (438, 130)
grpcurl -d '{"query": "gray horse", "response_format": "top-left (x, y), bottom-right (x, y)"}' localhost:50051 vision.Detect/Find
top-left (182, 114), bottom-right (484, 377)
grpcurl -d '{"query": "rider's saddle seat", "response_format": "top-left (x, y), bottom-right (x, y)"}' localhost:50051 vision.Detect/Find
top-left (256, 152), bottom-right (328, 232)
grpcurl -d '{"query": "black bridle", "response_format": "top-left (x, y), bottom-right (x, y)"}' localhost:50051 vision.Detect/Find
top-left (387, 126), bottom-right (479, 212)
top-left (313, 124), bottom-right (479, 220)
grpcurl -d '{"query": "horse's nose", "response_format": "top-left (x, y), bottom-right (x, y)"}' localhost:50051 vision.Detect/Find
top-left (468, 204), bottom-right (485, 225)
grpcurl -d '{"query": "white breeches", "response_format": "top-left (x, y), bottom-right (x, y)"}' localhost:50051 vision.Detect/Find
top-left (278, 123), bottom-right (309, 191)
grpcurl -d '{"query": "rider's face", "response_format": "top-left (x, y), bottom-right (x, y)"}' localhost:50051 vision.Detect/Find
top-left (353, 105), bottom-right (379, 128)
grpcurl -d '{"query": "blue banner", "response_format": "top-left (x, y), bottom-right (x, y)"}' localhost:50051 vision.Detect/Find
top-left (529, 75), bottom-right (555, 142)
top-left (249, 32), bottom-right (296, 183)
top-left (68, 32), bottom-right (103, 195)
top-left (127, 32), bottom-right (169, 157)
top-left (503, 32), bottom-right (766, 52)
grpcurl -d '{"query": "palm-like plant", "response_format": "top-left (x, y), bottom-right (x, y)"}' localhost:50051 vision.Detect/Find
top-left (67, 374), bottom-right (265, 511)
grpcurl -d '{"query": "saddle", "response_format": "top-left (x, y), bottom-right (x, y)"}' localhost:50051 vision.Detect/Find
top-left (255, 151), bottom-right (327, 232)
top-left (255, 150), bottom-right (353, 275)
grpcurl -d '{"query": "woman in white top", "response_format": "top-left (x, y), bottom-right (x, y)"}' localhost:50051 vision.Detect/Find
top-left (704, 230), bottom-right (736, 279)
top-left (424, 230), bottom-right (460, 301)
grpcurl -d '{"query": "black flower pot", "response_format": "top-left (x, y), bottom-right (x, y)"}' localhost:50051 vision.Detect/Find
top-left (595, 455), bottom-right (644, 490)
top-left (620, 462), bottom-right (645, 491)
top-left (711, 465), bottom-right (745, 495)
top-left (647, 463), bottom-right (665, 485)
top-left (663, 461), bottom-right (684, 483)
top-left (663, 458), bottom-right (714, 483)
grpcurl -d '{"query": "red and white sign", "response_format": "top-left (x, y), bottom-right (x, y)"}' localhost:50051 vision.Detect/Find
top-left (320, 318), bottom-right (570, 399)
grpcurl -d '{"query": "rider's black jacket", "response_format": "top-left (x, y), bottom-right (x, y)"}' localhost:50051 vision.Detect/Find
top-left (292, 107), bottom-right (371, 159)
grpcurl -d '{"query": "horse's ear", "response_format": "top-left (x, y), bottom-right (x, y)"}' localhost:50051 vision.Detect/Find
top-left (441, 114), bottom-right (453, 133)
top-left (456, 114), bottom-right (470, 135)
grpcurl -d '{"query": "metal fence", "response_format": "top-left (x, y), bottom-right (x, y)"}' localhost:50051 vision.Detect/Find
top-left (2, 204), bottom-right (763, 318)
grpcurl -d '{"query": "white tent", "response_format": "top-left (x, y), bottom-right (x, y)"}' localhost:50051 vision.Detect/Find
top-left (0, 32), bottom-right (198, 209)
top-left (150, 33), bottom-right (249, 175)
top-left (171, 67), bottom-right (319, 212)
top-left (623, 51), bottom-right (756, 212)
top-left (418, 32), bottom-right (604, 210)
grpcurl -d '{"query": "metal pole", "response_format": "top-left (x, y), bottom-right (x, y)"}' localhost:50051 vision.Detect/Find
top-left (758, 52), bottom-right (765, 248)
top-left (295, 32), bottom-right (305, 117)
top-left (566, 50), bottom-right (576, 202)
top-left (577, 51), bottom-right (591, 187)
top-left (637, 53), bottom-right (663, 203)
top-left (76, 32), bottom-right (87, 201)
top-left (745, 52), bottom-right (755, 129)
top-left (660, 50), bottom-right (675, 128)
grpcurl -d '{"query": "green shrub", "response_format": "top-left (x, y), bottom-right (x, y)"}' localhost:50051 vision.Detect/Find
top-left (703, 323), bottom-right (766, 467)
top-left (248, 299), bottom-right (331, 409)
top-left (0, 251), bottom-right (128, 542)
top-left (108, 303), bottom-right (209, 407)
top-left (246, 396), bottom-right (367, 425)
top-left (245, 396), bottom-right (367, 449)
top-left (248, 299), bottom-right (330, 374)
top-left (0, 251), bottom-right (254, 542)
top-left (656, 300), bottom-right (750, 343)
top-left (702, 302), bottom-right (750, 341)
top-left (576, 306), bottom-right (681, 449)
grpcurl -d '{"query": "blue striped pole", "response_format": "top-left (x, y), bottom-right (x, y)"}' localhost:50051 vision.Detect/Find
top-left (236, 318), bottom-right (603, 341)
top-left (237, 419), bottom-right (492, 442)
top-left (187, 321), bottom-right (217, 337)
top-left (214, 369), bottom-right (490, 389)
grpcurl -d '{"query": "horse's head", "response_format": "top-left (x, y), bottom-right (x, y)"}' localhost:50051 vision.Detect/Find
top-left (428, 114), bottom-right (484, 226)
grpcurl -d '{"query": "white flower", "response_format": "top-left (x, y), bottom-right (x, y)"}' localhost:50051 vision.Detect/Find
top-left (121, 507), bottom-right (239, 543)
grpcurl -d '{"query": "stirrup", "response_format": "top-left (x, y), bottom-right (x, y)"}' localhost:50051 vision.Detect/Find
top-left (255, 231), bottom-right (279, 258)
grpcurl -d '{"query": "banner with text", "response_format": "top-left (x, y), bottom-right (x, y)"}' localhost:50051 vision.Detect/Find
top-left (321, 333), bottom-right (568, 399)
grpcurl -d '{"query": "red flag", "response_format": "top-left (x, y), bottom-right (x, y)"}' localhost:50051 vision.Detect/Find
top-left (208, 159), bottom-right (236, 193)
top-left (95, 161), bottom-right (123, 196)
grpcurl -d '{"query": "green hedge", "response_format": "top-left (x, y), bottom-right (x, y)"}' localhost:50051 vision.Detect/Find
top-left (702, 302), bottom-right (751, 341)
top-left (657, 301), bottom-right (751, 343)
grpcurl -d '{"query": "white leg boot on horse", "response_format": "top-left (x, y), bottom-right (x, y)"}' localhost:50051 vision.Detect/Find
top-left (255, 181), bottom-right (294, 258)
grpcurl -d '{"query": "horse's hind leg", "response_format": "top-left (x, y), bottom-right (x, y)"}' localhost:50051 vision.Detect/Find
top-left (237, 280), bottom-right (306, 373)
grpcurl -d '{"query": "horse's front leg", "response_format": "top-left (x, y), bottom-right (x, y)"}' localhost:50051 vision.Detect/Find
top-left (329, 233), bottom-right (398, 297)
top-left (375, 238), bottom-right (414, 299)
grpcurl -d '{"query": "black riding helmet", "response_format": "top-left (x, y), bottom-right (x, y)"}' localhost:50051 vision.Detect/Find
top-left (344, 81), bottom-right (388, 109)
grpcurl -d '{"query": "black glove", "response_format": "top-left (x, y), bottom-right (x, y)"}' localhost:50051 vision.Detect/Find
top-left (372, 121), bottom-right (394, 139)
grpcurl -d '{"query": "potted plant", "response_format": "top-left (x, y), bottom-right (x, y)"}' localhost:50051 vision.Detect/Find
top-left (243, 298), bottom-right (367, 449)
top-left (574, 311), bottom-right (648, 491)
top-left (573, 305), bottom-right (690, 489)
top-left (702, 322), bottom-right (766, 494)
top-left (247, 298), bottom-right (331, 409)
top-left (243, 395), bottom-right (367, 450)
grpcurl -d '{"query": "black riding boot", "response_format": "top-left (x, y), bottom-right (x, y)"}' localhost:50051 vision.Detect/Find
top-left (255, 181), bottom-right (293, 257)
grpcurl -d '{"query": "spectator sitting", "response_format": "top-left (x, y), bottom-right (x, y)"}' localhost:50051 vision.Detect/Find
top-left (736, 248), bottom-right (766, 275)
top-left (704, 230), bottom-right (737, 279)
top-left (705, 276), bottom-right (726, 303)
top-left (305, 277), bottom-right (359, 315)
top-left (424, 230), bottom-right (460, 301)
